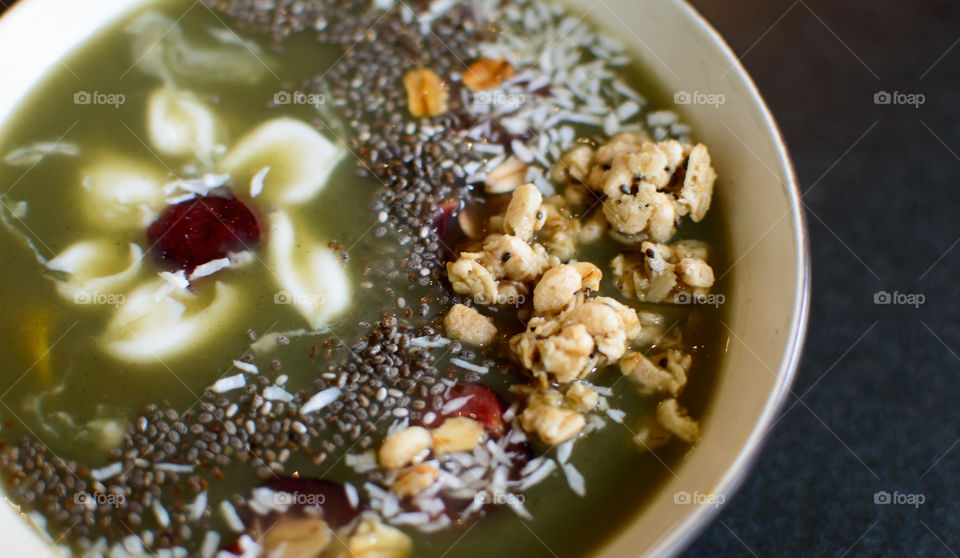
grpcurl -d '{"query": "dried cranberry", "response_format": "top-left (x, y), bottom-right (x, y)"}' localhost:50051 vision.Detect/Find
top-left (431, 198), bottom-right (462, 260)
top-left (146, 194), bottom-right (260, 273)
top-left (426, 383), bottom-right (504, 436)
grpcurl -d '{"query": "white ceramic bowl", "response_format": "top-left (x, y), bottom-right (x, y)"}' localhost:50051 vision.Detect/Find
top-left (0, 0), bottom-right (809, 556)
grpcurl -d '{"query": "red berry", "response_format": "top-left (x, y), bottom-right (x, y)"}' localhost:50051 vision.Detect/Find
top-left (221, 541), bottom-right (242, 556)
top-left (431, 198), bottom-right (462, 261)
top-left (146, 194), bottom-right (261, 273)
top-left (427, 383), bottom-right (504, 436)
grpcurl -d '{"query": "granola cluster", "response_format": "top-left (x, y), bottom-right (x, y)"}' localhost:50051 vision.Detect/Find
top-left (444, 303), bottom-right (498, 346)
top-left (443, 131), bottom-right (720, 450)
top-left (611, 239), bottom-right (714, 303)
top-left (552, 133), bottom-right (716, 243)
top-left (511, 383), bottom-right (599, 445)
top-left (446, 183), bottom-right (559, 305)
top-left (511, 295), bottom-right (642, 384)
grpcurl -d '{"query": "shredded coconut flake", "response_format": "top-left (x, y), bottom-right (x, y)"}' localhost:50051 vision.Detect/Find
top-left (232, 360), bottom-right (259, 374)
top-left (300, 387), bottom-right (341, 415)
top-left (450, 358), bottom-right (489, 374)
top-left (345, 451), bottom-right (379, 473)
top-left (91, 462), bottom-right (123, 481)
top-left (189, 491), bottom-right (208, 521)
top-left (211, 373), bottom-right (246, 393)
top-left (605, 408), bottom-right (626, 423)
top-left (152, 500), bottom-right (171, 528)
top-left (250, 166), bottom-right (270, 198)
top-left (166, 193), bottom-right (196, 204)
top-left (189, 257), bottom-right (232, 281)
top-left (345, 482), bottom-right (359, 509)
top-left (164, 174), bottom-right (230, 197)
top-left (263, 385), bottom-right (294, 402)
top-left (408, 336), bottom-right (452, 348)
top-left (441, 394), bottom-right (474, 415)
top-left (159, 270), bottom-right (190, 290)
top-left (504, 493), bottom-right (533, 519)
top-left (562, 462), bottom-right (586, 496)
top-left (123, 534), bottom-right (144, 554)
top-left (154, 463), bottom-right (194, 474)
top-left (391, 511), bottom-right (431, 525)
top-left (584, 382), bottom-right (613, 397)
top-left (200, 531), bottom-right (220, 558)
top-left (4, 141), bottom-right (80, 166)
top-left (219, 500), bottom-right (245, 532)
top-left (519, 458), bottom-right (557, 491)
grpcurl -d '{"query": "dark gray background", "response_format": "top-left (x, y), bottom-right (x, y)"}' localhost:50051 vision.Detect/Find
top-left (682, 1), bottom-right (960, 557)
top-left (0, 0), bottom-right (956, 556)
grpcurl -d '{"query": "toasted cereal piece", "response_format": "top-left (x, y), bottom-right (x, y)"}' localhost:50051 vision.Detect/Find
top-left (485, 155), bottom-right (528, 194)
top-left (611, 240), bottom-right (714, 303)
top-left (496, 280), bottom-right (529, 306)
top-left (602, 183), bottom-right (676, 241)
top-left (536, 323), bottom-right (596, 383)
top-left (463, 58), bottom-right (515, 91)
top-left (586, 132), bottom-right (648, 190)
top-left (510, 293), bottom-right (641, 384)
top-left (481, 234), bottom-right (549, 283)
top-left (510, 323), bottom-right (541, 373)
top-left (444, 304), bottom-right (497, 347)
top-left (620, 349), bottom-right (691, 396)
top-left (571, 261), bottom-right (602, 291)
top-left (518, 390), bottom-right (586, 445)
top-left (592, 296), bottom-right (642, 341)
top-left (564, 382), bottom-right (599, 413)
top-left (391, 463), bottom-right (440, 498)
top-left (632, 310), bottom-right (667, 346)
top-left (512, 318), bottom-right (583, 384)
top-left (656, 398), bottom-right (699, 443)
top-left (557, 134), bottom-right (715, 241)
top-left (503, 183), bottom-right (546, 242)
top-left (340, 515), bottom-right (412, 558)
top-left (563, 301), bottom-right (628, 363)
top-left (538, 202), bottom-right (580, 261)
top-left (260, 516), bottom-right (332, 558)
top-left (447, 253), bottom-right (498, 304)
top-left (669, 239), bottom-right (710, 260)
top-left (678, 144), bottom-right (716, 221)
top-left (431, 417), bottom-right (485, 455)
top-left (378, 426), bottom-right (433, 470)
top-left (601, 141), bottom-right (684, 197)
top-left (576, 211), bottom-right (608, 244)
top-left (533, 264), bottom-right (583, 315)
top-left (632, 415), bottom-right (673, 451)
top-left (675, 257), bottom-right (715, 289)
top-left (403, 68), bottom-right (448, 118)
top-left (551, 144), bottom-right (594, 185)
top-left (562, 182), bottom-right (593, 206)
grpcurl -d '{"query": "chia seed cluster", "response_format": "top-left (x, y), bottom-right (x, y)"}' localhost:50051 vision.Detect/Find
top-left (0, 314), bottom-right (495, 553)
top-left (215, 0), bottom-right (499, 284)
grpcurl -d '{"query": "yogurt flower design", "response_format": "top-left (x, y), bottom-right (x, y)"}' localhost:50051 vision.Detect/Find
top-left (42, 86), bottom-right (350, 363)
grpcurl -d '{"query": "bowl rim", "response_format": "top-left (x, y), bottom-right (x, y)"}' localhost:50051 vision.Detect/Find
top-left (0, 0), bottom-right (810, 556)
top-left (645, 1), bottom-right (810, 556)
